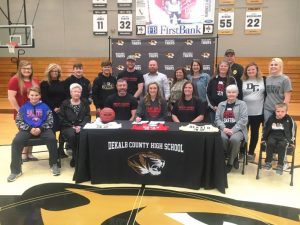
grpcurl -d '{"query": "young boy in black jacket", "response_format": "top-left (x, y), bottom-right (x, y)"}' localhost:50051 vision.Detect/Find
top-left (262, 103), bottom-right (296, 175)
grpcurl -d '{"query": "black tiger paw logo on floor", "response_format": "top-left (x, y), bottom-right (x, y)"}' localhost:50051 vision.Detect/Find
top-left (128, 152), bottom-right (165, 176)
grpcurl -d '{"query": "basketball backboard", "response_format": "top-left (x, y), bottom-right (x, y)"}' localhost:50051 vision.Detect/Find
top-left (0, 25), bottom-right (34, 48)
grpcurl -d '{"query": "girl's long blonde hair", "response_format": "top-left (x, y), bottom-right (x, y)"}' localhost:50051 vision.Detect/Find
top-left (16, 60), bottom-right (39, 95)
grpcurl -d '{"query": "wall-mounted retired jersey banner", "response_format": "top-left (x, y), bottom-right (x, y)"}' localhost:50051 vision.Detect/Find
top-left (112, 37), bottom-right (216, 77)
top-left (245, 7), bottom-right (263, 34)
top-left (218, 8), bottom-right (234, 35)
top-left (117, 0), bottom-right (132, 7)
top-left (135, 0), bottom-right (215, 36)
top-left (93, 10), bottom-right (108, 35)
top-left (247, 0), bottom-right (263, 3)
top-left (219, 0), bottom-right (235, 4)
top-left (118, 10), bottom-right (133, 35)
top-left (92, 0), bottom-right (107, 8)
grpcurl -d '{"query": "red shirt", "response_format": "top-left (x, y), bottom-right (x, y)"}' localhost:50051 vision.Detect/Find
top-left (8, 75), bottom-right (40, 118)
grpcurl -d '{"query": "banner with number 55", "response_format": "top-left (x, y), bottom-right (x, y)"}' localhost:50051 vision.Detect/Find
top-left (218, 8), bottom-right (234, 35)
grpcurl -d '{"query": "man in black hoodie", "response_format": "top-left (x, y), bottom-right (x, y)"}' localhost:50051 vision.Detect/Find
top-left (64, 63), bottom-right (92, 103)
top-left (92, 61), bottom-right (117, 116)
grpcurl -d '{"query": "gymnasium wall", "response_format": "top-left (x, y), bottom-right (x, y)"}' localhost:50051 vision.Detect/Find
top-left (0, 0), bottom-right (299, 57)
top-left (1, 57), bottom-right (300, 102)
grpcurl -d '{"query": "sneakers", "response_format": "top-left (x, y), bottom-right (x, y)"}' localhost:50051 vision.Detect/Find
top-left (264, 162), bottom-right (272, 170)
top-left (276, 165), bottom-right (283, 175)
top-left (7, 172), bottom-right (22, 182)
top-left (247, 153), bottom-right (256, 162)
top-left (283, 162), bottom-right (290, 171)
top-left (51, 164), bottom-right (61, 176)
top-left (233, 156), bottom-right (240, 169)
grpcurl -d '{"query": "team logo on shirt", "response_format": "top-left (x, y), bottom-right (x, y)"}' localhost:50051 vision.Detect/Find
top-left (271, 122), bottom-right (284, 130)
top-left (246, 83), bottom-right (260, 91)
top-left (217, 81), bottom-right (225, 96)
top-left (128, 152), bottom-right (165, 176)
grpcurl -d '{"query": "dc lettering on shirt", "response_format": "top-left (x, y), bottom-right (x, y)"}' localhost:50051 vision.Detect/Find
top-left (246, 83), bottom-right (260, 92)
top-left (217, 81), bottom-right (225, 96)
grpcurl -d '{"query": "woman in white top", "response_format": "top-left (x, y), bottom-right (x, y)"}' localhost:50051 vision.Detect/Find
top-left (242, 62), bottom-right (265, 161)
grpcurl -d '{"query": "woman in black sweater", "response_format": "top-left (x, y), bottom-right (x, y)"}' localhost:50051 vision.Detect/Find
top-left (41, 63), bottom-right (67, 157)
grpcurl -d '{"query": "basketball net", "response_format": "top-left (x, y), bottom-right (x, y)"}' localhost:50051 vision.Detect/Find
top-left (7, 42), bottom-right (18, 54)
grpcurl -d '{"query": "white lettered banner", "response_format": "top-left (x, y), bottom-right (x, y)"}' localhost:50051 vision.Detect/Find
top-left (245, 8), bottom-right (262, 34)
top-left (218, 8), bottom-right (234, 35)
top-left (93, 10), bottom-right (108, 35)
top-left (118, 10), bottom-right (133, 35)
top-left (92, 0), bottom-right (107, 8)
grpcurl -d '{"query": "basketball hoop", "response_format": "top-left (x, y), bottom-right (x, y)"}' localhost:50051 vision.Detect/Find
top-left (6, 42), bottom-right (18, 54)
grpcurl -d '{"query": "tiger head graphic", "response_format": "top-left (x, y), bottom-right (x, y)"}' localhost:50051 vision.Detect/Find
top-left (128, 152), bottom-right (165, 176)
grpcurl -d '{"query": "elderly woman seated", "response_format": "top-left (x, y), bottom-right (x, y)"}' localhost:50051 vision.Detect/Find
top-left (215, 84), bottom-right (248, 173)
top-left (59, 83), bottom-right (91, 167)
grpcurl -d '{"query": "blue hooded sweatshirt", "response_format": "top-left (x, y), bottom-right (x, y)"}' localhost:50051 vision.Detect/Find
top-left (16, 101), bottom-right (53, 131)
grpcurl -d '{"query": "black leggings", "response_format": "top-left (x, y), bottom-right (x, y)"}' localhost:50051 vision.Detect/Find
top-left (247, 115), bottom-right (263, 155)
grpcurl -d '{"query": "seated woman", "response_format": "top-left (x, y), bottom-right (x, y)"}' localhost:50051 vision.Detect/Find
top-left (171, 81), bottom-right (205, 122)
top-left (136, 82), bottom-right (168, 122)
top-left (59, 83), bottom-right (91, 167)
top-left (7, 87), bottom-right (60, 182)
top-left (215, 84), bottom-right (248, 173)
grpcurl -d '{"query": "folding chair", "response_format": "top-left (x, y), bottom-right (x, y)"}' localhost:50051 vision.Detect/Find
top-left (256, 123), bottom-right (297, 186)
top-left (27, 136), bottom-right (61, 167)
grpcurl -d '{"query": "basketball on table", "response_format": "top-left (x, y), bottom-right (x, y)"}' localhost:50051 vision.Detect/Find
top-left (99, 107), bottom-right (115, 123)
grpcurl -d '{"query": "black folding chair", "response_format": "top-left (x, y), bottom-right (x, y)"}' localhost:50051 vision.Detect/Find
top-left (27, 136), bottom-right (61, 167)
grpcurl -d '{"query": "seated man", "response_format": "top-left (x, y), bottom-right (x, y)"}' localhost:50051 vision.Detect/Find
top-left (262, 103), bottom-right (296, 175)
top-left (105, 79), bottom-right (138, 121)
top-left (59, 83), bottom-right (91, 167)
top-left (7, 87), bottom-right (60, 182)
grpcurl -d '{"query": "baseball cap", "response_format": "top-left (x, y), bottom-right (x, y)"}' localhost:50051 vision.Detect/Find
top-left (126, 55), bottom-right (136, 62)
top-left (225, 49), bottom-right (235, 56)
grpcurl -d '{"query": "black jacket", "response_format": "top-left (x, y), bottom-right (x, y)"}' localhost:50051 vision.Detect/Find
top-left (262, 113), bottom-right (296, 144)
top-left (58, 99), bottom-right (91, 128)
